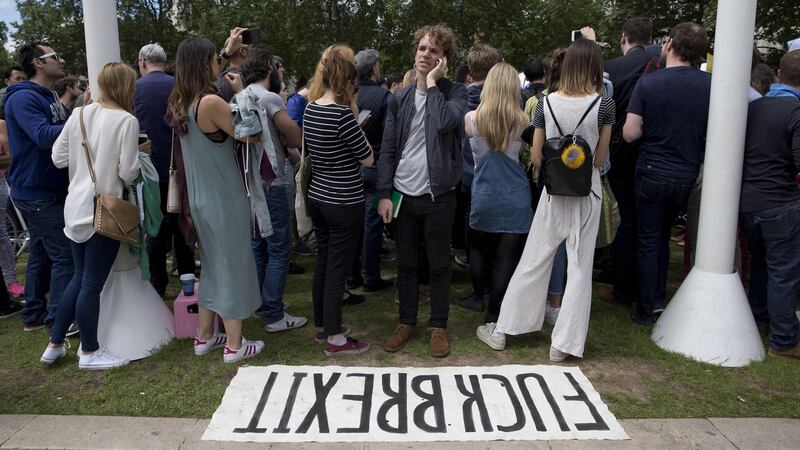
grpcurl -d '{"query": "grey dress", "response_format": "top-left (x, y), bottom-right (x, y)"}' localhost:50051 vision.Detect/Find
top-left (179, 104), bottom-right (260, 319)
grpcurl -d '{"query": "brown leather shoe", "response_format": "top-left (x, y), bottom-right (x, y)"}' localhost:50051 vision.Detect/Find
top-left (429, 327), bottom-right (450, 358)
top-left (383, 324), bottom-right (414, 352)
top-left (768, 343), bottom-right (800, 358)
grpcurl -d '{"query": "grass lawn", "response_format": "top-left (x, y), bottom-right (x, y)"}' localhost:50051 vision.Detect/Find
top-left (0, 241), bottom-right (798, 419)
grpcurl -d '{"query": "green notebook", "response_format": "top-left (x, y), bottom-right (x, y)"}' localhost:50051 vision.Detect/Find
top-left (373, 190), bottom-right (403, 218)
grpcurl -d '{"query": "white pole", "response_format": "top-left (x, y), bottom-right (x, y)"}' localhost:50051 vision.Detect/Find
top-left (650, 0), bottom-right (765, 366)
top-left (82, 0), bottom-right (121, 96)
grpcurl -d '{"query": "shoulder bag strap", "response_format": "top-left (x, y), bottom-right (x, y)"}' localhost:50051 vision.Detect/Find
top-left (544, 95), bottom-right (565, 137)
top-left (78, 106), bottom-right (97, 187)
top-left (571, 95), bottom-right (602, 135)
top-left (169, 129), bottom-right (175, 172)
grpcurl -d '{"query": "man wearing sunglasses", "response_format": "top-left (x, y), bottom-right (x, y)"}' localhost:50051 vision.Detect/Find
top-left (3, 42), bottom-right (73, 333)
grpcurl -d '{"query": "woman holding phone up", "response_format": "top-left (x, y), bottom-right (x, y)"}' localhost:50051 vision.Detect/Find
top-left (477, 39), bottom-right (615, 362)
top-left (168, 36), bottom-right (264, 363)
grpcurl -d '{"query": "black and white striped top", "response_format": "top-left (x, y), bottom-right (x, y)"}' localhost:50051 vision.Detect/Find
top-left (304, 102), bottom-right (372, 206)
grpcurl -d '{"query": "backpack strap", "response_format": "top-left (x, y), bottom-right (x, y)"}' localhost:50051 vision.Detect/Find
top-left (570, 95), bottom-right (602, 135)
top-left (544, 95), bottom-right (566, 137)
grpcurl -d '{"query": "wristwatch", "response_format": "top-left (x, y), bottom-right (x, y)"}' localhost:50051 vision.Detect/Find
top-left (219, 48), bottom-right (231, 60)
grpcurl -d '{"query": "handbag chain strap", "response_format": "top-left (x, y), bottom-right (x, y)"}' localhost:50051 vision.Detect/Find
top-left (78, 106), bottom-right (98, 188)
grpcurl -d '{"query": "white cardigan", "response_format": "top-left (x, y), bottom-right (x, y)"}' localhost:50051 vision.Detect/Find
top-left (52, 103), bottom-right (140, 243)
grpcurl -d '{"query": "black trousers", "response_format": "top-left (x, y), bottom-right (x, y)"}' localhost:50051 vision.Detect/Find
top-left (469, 230), bottom-right (527, 323)
top-left (394, 190), bottom-right (456, 328)
top-left (309, 200), bottom-right (364, 336)
top-left (147, 182), bottom-right (196, 297)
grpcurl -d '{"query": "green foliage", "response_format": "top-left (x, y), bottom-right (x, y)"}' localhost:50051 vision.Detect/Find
top-left (5, 0), bottom-right (799, 82)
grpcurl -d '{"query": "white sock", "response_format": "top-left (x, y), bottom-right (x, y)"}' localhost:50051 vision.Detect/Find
top-left (328, 334), bottom-right (347, 346)
top-left (490, 324), bottom-right (504, 337)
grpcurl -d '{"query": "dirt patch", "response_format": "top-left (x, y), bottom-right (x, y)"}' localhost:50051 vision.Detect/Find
top-left (580, 358), bottom-right (664, 402)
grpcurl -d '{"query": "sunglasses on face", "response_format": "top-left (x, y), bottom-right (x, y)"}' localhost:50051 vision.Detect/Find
top-left (37, 52), bottom-right (63, 63)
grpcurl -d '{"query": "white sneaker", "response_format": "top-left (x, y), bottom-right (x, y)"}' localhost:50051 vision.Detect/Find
top-left (223, 338), bottom-right (264, 363)
top-left (40, 340), bottom-right (69, 365)
top-left (78, 348), bottom-right (130, 370)
top-left (549, 346), bottom-right (569, 362)
top-left (545, 305), bottom-right (561, 325)
top-left (476, 323), bottom-right (506, 350)
top-left (194, 332), bottom-right (228, 356)
top-left (266, 313), bottom-right (308, 333)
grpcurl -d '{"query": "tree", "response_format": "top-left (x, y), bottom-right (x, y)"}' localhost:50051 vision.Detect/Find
top-left (12, 0), bottom-right (86, 75)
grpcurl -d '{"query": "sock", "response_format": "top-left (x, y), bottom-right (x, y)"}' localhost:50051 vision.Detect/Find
top-left (328, 334), bottom-right (347, 346)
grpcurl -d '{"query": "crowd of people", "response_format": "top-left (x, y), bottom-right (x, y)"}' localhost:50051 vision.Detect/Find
top-left (0, 16), bottom-right (797, 369)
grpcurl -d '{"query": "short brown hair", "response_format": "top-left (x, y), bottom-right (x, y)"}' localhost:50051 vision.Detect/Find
top-left (413, 24), bottom-right (457, 61)
top-left (778, 50), bottom-right (800, 87)
top-left (669, 22), bottom-right (708, 66)
top-left (622, 17), bottom-right (653, 46)
top-left (467, 43), bottom-right (503, 82)
top-left (308, 44), bottom-right (359, 106)
top-left (54, 75), bottom-right (80, 97)
top-left (97, 63), bottom-right (137, 114)
top-left (559, 39), bottom-right (604, 96)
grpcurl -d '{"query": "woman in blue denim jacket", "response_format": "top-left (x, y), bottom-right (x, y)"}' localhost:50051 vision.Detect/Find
top-left (462, 63), bottom-right (533, 324)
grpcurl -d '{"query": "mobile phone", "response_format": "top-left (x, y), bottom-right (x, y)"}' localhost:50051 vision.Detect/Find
top-left (571, 30), bottom-right (582, 41)
top-left (138, 133), bottom-right (148, 145)
top-left (241, 28), bottom-right (261, 45)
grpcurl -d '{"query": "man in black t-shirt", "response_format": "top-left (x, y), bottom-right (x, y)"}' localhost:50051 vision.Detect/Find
top-left (600, 16), bottom-right (658, 308)
top-left (739, 50), bottom-right (800, 359)
top-left (623, 22), bottom-right (711, 327)
top-left (216, 27), bottom-right (251, 102)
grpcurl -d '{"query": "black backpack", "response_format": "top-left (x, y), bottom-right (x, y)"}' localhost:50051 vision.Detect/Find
top-left (541, 95), bottom-right (600, 197)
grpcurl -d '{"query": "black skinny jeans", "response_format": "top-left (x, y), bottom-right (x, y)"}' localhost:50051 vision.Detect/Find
top-left (394, 190), bottom-right (456, 329)
top-left (309, 200), bottom-right (364, 336)
top-left (147, 182), bottom-right (196, 296)
top-left (469, 230), bottom-right (527, 323)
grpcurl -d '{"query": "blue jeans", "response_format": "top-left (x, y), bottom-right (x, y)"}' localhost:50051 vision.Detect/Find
top-left (252, 184), bottom-right (291, 324)
top-left (361, 166), bottom-right (382, 284)
top-left (51, 234), bottom-right (119, 352)
top-left (13, 197), bottom-right (74, 329)
top-left (740, 199), bottom-right (800, 351)
top-left (548, 241), bottom-right (567, 295)
top-left (635, 171), bottom-right (695, 317)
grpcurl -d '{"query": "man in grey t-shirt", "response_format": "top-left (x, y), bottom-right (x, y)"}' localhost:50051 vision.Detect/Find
top-left (241, 49), bottom-right (307, 333)
top-left (378, 24), bottom-right (467, 358)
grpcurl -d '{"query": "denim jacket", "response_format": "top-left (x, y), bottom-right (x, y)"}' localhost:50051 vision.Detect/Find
top-left (230, 89), bottom-right (275, 238)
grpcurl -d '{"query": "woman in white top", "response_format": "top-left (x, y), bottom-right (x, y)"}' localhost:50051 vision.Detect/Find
top-left (41, 63), bottom-right (141, 370)
top-left (477, 39), bottom-right (615, 362)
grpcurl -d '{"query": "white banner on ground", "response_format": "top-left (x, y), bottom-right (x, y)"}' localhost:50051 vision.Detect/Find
top-left (203, 364), bottom-right (628, 443)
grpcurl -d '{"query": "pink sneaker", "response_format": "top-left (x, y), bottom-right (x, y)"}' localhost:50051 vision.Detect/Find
top-left (7, 281), bottom-right (24, 298)
top-left (324, 337), bottom-right (369, 356)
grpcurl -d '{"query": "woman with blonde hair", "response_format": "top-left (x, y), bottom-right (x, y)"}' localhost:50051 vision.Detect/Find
top-left (42, 63), bottom-right (141, 370)
top-left (477, 39), bottom-right (615, 362)
top-left (464, 62), bottom-right (533, 325)
top-left (304, 44), bottom-right (373, 356)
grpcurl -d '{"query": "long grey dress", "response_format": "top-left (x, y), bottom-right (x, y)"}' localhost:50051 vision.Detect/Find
top-left (179, 105), bottom-right (260, 320)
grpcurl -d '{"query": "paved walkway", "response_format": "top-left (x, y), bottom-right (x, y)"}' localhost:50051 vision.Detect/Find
top-left (1, 415), bottom-right (799, 449)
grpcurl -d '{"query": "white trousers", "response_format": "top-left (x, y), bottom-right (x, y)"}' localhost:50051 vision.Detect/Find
top-left (496, 171), bottom-right (601, 357)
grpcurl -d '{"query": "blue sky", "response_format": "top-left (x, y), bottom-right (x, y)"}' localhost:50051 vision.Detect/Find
top-left (0, 0), bottom-right (20, 50)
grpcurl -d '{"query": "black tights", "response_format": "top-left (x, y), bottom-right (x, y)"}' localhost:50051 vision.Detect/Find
top-left (469, 230), bottom-right (527, 323)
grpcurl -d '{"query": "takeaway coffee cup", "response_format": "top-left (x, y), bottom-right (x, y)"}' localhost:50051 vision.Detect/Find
top-left (180, 274), bottom-right (195, 296)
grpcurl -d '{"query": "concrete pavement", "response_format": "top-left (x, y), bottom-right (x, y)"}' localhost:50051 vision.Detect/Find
top-left (1, 415), bottom-right (799, 449)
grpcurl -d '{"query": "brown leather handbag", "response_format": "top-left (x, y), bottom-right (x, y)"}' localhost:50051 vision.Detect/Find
top-left (79, 107), bottom-right (140, 244)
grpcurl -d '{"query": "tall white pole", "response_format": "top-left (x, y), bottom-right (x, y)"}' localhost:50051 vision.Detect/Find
top-left (650, 0), bottom-right (765, 366)
top-left (82, 0), bottom-right (121, 96)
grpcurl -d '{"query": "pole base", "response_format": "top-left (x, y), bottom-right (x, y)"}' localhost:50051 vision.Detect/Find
top-left (651, 267), bottom-right (765, 367)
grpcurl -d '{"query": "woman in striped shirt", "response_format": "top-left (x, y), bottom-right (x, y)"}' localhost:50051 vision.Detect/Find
top-left (304, 44), bottom-right (374, 356)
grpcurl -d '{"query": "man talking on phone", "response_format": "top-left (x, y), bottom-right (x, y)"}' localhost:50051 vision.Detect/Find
top-left (378, 24), bottom-right (467, 358)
